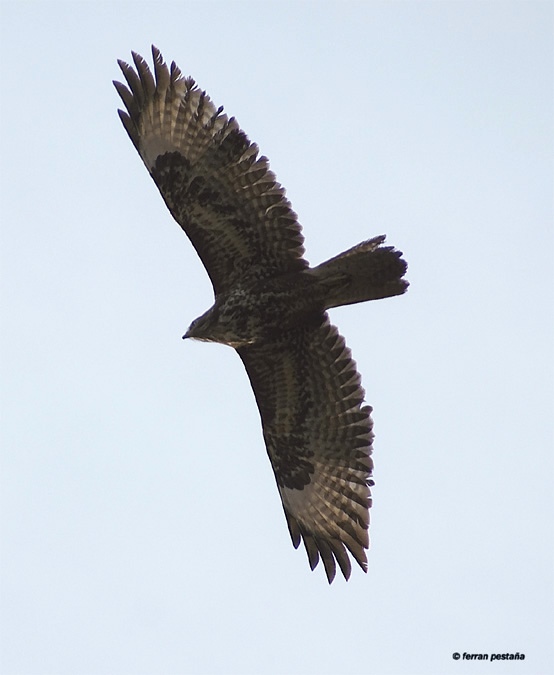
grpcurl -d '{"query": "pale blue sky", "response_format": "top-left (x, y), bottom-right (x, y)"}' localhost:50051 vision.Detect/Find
top-left (1, 2), bottom-right (553, 674)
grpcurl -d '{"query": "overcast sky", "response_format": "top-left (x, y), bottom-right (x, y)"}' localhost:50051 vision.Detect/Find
top-left (1, 2), bottom-right (553, 674)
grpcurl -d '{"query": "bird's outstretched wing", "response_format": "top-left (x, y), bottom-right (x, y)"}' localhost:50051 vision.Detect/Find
top-left (114, 46), bottom-right (307, 295)
top-left (238, 315), bottom-right (374, 583)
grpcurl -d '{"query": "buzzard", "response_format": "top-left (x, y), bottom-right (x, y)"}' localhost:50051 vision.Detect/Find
top-left (114, 47), bottom-right (408, 583)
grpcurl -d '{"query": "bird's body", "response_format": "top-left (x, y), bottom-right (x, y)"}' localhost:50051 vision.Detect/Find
top-left (115, 47), bottom-right (408, 583)
top-left (185, 268), bottom-right (324, 347)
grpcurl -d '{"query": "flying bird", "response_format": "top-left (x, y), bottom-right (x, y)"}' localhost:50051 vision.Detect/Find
top-left (114, 47), bottom-right (408, 583)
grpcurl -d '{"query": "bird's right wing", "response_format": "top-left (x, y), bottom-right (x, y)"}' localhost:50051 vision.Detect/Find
top-left (237, 315), bottom-right (374, 583)
top-left (114, 47), bottom-right (307, 295)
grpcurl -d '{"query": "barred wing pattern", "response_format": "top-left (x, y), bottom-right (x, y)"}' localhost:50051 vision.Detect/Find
top-left (238, 316), bottom-right (374, 583)
top-left (114, 46), bottom-right (307, 295)
top-left (115, 47), bottom-right (378, 582)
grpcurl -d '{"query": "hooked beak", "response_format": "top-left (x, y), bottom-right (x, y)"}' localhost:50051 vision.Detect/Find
top-left (183, 323), bottom-right (198, 340)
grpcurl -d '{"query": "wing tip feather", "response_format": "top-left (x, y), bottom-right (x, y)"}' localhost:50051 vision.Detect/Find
top-left (286, 509), bottom-right (369, 584)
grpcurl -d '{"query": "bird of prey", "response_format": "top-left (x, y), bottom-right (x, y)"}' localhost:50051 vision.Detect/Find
top-left (114, 46), bottom-right (408, 583)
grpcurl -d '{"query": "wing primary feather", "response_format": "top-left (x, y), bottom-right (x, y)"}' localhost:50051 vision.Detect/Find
top-left (169, 60), bottom-right (182, 82)
top-left (131, 50), bottom-right (156, 100)
top-left (316, 539), bottom-right (337, 584)
top-left (113, 80), bottom-right (137, 120)
top-left (303, 535), bottom-right (321, 571)
top-left (151, 44), bottom-right (170, 92)
top-left (284, 511), bottom-right (301, 548)
top-left (344, 541), bottom-right (368, 573)
top-left (327, 539), bottom-right (352, 581)
top-left (119, 57), bottom-right (145, 107)
top-left (116, 108), bottom-right (139, 149)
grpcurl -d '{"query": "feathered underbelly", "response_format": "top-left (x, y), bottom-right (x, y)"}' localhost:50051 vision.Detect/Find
top-left (211, 275), bottom-right (325, 347)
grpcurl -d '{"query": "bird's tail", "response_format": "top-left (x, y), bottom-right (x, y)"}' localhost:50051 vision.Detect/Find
top-left (310, 235), bottom-right (408, 310)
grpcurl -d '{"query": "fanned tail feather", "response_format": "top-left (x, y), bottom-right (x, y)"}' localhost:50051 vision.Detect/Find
top-left (311, 235), bottom-right (408, 310)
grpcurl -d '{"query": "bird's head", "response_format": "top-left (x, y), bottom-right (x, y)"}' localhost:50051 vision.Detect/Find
top-left (182, 307), bottom-right (220, 343)
top-left (182, 302), bottom-right (257, 348)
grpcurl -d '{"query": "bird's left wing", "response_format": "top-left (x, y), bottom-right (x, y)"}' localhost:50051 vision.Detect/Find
top-left (114, 47), bottom-right (307, 295)
top-left (237, 315), bottom-right (374, 583)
